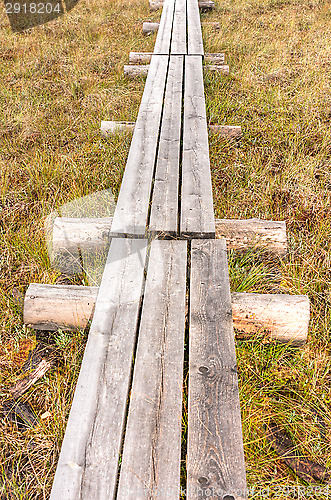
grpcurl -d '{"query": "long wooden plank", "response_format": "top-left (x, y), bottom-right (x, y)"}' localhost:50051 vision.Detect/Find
top-left (117, 239), bottom-right (187, 499)
top-left (188, 239), bottom-right (247, 500)
top-left (171, 0), bottom-right (187, 55)
top-left (181, 56), bottom-right (215, 238)
top-left (149, 56), bottom-right (183, 236)
top-left (153, 0), bottom-right (175, 55)
top-left (111, 55), bottom-right (168, 237)
top-left (50, 238), bottom-right (148, 499)
top-left (187, 0), bottom-right (204, 55)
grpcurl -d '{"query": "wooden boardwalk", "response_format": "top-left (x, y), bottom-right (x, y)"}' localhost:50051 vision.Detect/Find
top-left (49, 0), bottom-right (247, 498)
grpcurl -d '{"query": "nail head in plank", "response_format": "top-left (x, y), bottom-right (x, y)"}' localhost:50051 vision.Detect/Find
top-left (181, 56), bottom-right (215, 238)
top-left (50, 238), bottom-right (148, 499)
top-left (117, 239), bottom-right (187, 499)
top-left (111, 55), bottom-right (168, 237)
top-left (188, 239), bottom-right (247, 499)
top-left (149, 55), bottom-right (184, 236)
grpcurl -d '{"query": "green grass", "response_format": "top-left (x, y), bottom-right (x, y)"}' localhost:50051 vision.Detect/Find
top-left (1, 0), bottom-right (331, 498)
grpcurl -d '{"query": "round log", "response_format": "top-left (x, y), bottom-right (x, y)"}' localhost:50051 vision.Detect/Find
top-left (232, 292), bottom-right (310, 345)
top-left (215, 218), bottom-right (287, 255)
top-left (24, 284), bottom-right (310, 344)
top-left (51, 216), bottom-right (112, 273)
top-left (149, 0), bottom-right (163, 10)
top-left (50, 217), bottom-right (287, 273)
top-left (129, 52), bottom-right (153, 64)
top-left (202, 21), bottom-right (220, 31)
top-left (101, 121), bottom-right (135, 137)
top-left (205, 53), bottom-right (225, 65)
top-left (142, 22), bottom-right (159, 35)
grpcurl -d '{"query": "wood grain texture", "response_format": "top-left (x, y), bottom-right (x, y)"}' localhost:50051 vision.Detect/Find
top-left (24, 283), bottom-right (99, 331)
top-left (187, 0), bottom-right (204, 55)
top-left (149, 56), bottom-right (184, 236)
top-left (171, 0), bottom-right (187, 55)
top-left (117, 239), bottom-right (187, 499)
top-left (188, 239), bottom-right (247, 500)
top-left (50, 238), bottom-right (147, 499)
top-left (111, 55), bottom-right (168, 237)
top-left (181, 56), bottom-right (215, 238)
top-left (153, 0), bottom-right (175, 54)
top-left (24, 285), bottom-right (309, 344)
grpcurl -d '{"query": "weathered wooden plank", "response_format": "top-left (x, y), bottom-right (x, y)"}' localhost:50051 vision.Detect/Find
top-left (171, 0), bottom-right (187, 55)
top-left (117, 239), bottom-right (187, 499)
top-left (111, 55), bottom-right (168, 237)
top-left (153, 0), bottom-right (175, 55)
top-left (188, 239), bottom-right (247, 499)
top-left (50, 238), bottom-right (147, 499)
top-left (181, 56), bottom-right (215, 238)
top-left (187, 0), bottom-right (203, 56)
top-left (149, 56), bottom-right (183, 236)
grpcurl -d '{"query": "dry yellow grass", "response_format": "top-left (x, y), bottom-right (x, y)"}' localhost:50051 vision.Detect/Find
top-left (0, 0), bottom-right (331, 498)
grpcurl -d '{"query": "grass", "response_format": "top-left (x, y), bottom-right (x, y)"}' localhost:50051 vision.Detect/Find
top-left (0, 0), bottom-right (331, 498)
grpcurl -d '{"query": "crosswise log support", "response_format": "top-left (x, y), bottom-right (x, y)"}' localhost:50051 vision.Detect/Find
top-left (188, 239), bottom-right (247, 499)
top-left (24, 284), bottom-right (310, 345)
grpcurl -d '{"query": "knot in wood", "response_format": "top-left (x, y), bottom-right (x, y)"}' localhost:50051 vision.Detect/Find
top-left (198, 365), bottom-right (210, 375)
top-left (197, 476), bottom-right (209, 486)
